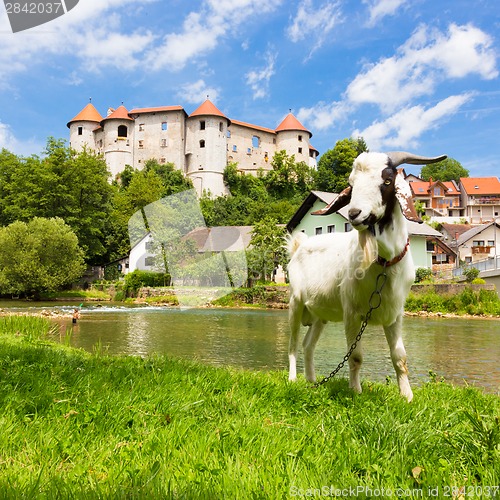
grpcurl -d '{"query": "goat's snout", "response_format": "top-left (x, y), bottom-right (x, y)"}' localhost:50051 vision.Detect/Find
top-left (348, 208), bottom-right (362, 222)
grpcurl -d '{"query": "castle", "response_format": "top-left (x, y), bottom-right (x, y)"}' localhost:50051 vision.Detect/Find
top-left (67, 99), bottom-right (318, 196)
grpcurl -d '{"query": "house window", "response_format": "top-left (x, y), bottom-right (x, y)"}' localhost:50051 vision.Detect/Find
top-left (77, 126), bottom-right (83, 136)
top-left (232, 145), bottom-right (237, 152)
top-left (200, 120), bottom-right (205, 130)
top-left (161, 122), bottom-right (168, 131)
top-left (161, 138), bottom-right (167, 147)
top-left (327, 225), bottom-right (335, 233)
top-left (138, 140), bottom-right (144, 149)
top-left (145, 256), bottom-right (155, 267)
top-left (345, 223), bottom-right (352, 232)
top-left (315, 227), bottom-right (323, 235)
top-left (139, 123), bottom-right (145, 131)
top-left (117, 125), bottom-right (128, 138)
top-left (145, 240), bottom-right (154, 250)
top-left (200, 140), bottom-right (205, 148)
top-left (434, 187), bottom-right (441, 196)
top-left (473, 240), bottom-right (485, 246)
top-left (488, 240), bottom-right (494, 247)
top-left (252, 135), bottom-right (259, 148)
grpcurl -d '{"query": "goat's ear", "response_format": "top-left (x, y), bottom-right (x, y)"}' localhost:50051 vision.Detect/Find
top-left (395, 169), bottom-right (422, 223)
top-left (311, 187), bottom-right (352, 216)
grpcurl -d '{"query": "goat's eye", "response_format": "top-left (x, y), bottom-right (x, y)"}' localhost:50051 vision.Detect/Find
top-left (383, 179), bottom-right (392, 186)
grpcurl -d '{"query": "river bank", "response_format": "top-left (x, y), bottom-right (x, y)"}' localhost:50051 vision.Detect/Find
top-left (1, 315), bottom-right (499, 497)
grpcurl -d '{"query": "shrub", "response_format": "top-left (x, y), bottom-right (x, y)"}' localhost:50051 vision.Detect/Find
top-left (463, 267), bottom-right (480, 283)
top-left (415, 267), bottom-right (433, 283)
top-left (123, 270), bottom-right (171, 297)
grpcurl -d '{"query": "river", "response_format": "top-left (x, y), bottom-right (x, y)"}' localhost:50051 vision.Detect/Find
top-left (1, 302), bottom-right (499, 393)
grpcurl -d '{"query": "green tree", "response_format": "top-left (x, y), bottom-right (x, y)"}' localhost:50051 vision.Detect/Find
top-left (420, 157), bottom-right (469, 182)
top-left (0, 217), bottom-right (85, 298)
top-left (246, 217), bottom-right (287, 282)
top-left (316, 137), bottom-right (368, 192)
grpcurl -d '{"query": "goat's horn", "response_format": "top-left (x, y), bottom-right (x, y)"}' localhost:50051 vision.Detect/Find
top-left (386, 152), bottom-right (447, 167)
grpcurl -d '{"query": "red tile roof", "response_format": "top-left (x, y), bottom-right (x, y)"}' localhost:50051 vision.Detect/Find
top-left (67, 103), bottom-right (103, 127)
top-left (230, 119), bottom-right (275, 134)
top-left (129, 105), bottom-right (184, 115)
top-left (102, 105), bottom-right (134, 122)
top-left (189, 99), bottom-right (229, 122)
top-left (460, 177), bottom-right (500, 195)
top-left (275, 113), bottom-right (311, 136)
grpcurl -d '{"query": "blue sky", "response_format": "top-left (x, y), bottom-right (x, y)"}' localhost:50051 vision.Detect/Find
top-left (0, 0), bottom-right (498, 178)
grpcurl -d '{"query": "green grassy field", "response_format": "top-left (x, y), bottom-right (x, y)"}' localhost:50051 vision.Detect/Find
top-left (0, 315), bottom-right (499, 498)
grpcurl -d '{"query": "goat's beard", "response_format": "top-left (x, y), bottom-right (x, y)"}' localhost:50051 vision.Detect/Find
top-left (357, 230), bottom-right (378, 275)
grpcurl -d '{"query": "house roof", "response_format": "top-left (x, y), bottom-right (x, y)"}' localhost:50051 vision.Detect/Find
top-left (457, 221), bottom-right (500, 246)
top-left (287, 190), bottom-right (442, 237)
top-left (409, 179), bottom-right (460, 196)
top-left (67, 103), bottom-right (103, 127)
top-left (129, 105), bottom-right (185, 115)
top-left (101, 105), bottom-right (134, 122)
top-left (275, 113), bottom-right (311, 137)
top-left (440, 223), bottom-right (474, 242)
top-left (460, 177), bottom-right (500, 195)
top-left (189, 99), bottom-right (230, 125)
top-left (184, 226), bottom-right (253, 252)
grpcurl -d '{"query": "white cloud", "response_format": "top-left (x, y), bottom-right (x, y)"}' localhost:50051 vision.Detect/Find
top-left (287, 0), bottom-right (342, 57)
top-left (347, 23), bottom-right (497, 113)
top-left (363, 0), bottom-right (407, 27)
top-left (177, 80), bottom-right (220, 104)
top-left (352, 94), bottom-right (473, 150)
top-left (146, 0), bottom-right (283, 71)
top-left (0, 120), bottom-right (43, 155)
top-left (245, 51), bottom-right (276, 100)
top-left (297, 100), bottom-right (352, 130)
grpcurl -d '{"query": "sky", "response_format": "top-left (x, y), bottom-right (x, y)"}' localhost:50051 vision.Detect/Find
top-left (0, 0), bottom-right (499, 178)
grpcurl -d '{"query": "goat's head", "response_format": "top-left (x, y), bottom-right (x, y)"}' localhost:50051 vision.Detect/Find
top-left (312, 151), bottom-right (447, 231)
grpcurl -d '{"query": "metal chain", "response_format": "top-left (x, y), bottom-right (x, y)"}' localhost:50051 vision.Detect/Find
top-left (313, 265), bottom-right (388, 388)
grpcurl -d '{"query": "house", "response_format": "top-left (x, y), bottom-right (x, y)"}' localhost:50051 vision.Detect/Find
top-left (287, 190), bottom-right (444, 269)
top-left (459, 177), bottom-right (500, 223)
top-left (455, 221), bottom-right (500, 264)
top-left (407, 177), bottom-right (462, 218)
top-left (68, 99), bottom-right (318, 197)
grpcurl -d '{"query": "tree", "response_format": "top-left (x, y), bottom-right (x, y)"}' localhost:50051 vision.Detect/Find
top-left (0, 218), bottom-right (86, 298)
top-left (316, 137), bottom-right (368, 192)
top-left (420, 157), bottom-right (469, 182)
top-left (246, 217), bottom-right (287, 282)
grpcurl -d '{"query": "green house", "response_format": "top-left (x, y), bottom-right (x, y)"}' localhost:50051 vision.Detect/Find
top-left (287, 191), bottom-right (443, 269)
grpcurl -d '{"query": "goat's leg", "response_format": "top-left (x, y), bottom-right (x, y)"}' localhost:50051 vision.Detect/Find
top-left (383, 314), bottom-right (413, 402)
top-left (345, 318), bottom-right (363, 393)
top-left (302, 319), bottom-right (325, 382)
top-left (288, 298), bottom-right (302, 381)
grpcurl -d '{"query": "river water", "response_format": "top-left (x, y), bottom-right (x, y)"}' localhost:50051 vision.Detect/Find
top-left (2, 302), bottom-right (499, 393)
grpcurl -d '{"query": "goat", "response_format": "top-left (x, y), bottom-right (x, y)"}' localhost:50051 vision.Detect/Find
top-left (287, 151), bottom-right (446, 401)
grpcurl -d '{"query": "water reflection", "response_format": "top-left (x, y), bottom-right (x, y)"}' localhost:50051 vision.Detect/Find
top-left (2, 301), bottom-right (499, 393)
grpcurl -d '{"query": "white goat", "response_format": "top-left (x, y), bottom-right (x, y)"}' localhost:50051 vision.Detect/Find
top-left (287, 151), bottom-right (446, 401)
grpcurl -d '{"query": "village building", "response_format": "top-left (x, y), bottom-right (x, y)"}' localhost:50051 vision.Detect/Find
top-left (67, 99), bottom-right (318, 197)
top-left (459, 177), bottom-right (500, 224)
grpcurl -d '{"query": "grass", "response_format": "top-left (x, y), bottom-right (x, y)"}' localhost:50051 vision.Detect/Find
top-left (40, 289), bottom-right (112, 301)
top-left (0, 316), bottom-right (499, 497)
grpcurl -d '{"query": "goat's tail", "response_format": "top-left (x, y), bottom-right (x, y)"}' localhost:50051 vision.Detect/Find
top-left (286, 231), bottom-right (308, 258)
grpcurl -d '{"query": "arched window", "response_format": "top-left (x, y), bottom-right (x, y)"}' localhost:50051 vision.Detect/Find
top-left (118, 125), bottom-right (128, 138)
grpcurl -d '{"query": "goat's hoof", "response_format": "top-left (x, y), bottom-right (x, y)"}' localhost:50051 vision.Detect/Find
top-left (402, 390), bottom-right (413, 402)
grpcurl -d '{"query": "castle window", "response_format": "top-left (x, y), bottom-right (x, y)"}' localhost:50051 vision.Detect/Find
top-left (232, 145), bottom-right (237, 152)
top-left (161, 122), bottom-right (167, 131)
top-left (264, 152), bottom-right (269, 162)
top-left (273, 138), bottom-right (276, 144)
top-left (200, 140), bottom-right (205, 148)
top-left (219, 122), bottom-right (223, 132)
top-left (298, 147), bottom-right (302, 154)
top-left (200, 120), bottom-right (205, 130)
top-left (77, 126), bottom-right (83, 136)
top-left (139, 123), bottom-right (145, 131)
top-left (138, 140), bottom-right (144, 149)
top-left (161, 139), bottom-right (167, 147)
top-left (252, 135), bottom-right (259, 148)
top-left (247, 147), bottom-right (251, 155)
top-left (227, 130), bottom-right (231, 138)
top-left (118, 125), bottom-right (128, 138)
top-left (160, 157), bottom-right (166, 164)
top-left (298, 134), bottom-right (303, 142)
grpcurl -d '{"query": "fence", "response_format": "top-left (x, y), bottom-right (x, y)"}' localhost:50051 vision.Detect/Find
top-left (453, 255), bottom-right (500, 277)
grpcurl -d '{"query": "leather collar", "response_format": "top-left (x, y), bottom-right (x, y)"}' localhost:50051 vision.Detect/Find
top-left (377, 238), bottom-right (410, 267)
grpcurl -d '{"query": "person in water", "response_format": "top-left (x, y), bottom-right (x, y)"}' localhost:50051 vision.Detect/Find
top-left (72, 308), bottom-right (80, 324)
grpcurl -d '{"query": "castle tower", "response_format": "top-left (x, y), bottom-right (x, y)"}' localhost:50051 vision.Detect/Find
top-left (67, 102), bottom-right (103, 152)
top-left (100, 105), bottom-right (134, 178)
top-left (275, 113), bottom-right (315, 167)
top-left (185, 99), bottom-right (230, 197)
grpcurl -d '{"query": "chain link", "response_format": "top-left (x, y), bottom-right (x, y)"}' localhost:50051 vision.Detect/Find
top-left (313, 265), bottom-right (388, 388)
